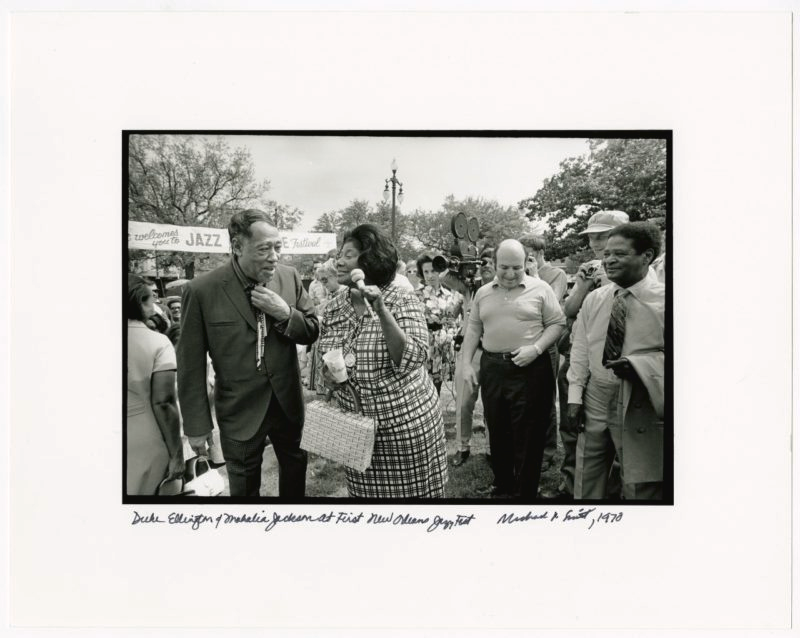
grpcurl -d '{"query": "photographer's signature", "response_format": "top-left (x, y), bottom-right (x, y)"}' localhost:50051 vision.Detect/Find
top-left (497, 508), bottom-right (623, 529)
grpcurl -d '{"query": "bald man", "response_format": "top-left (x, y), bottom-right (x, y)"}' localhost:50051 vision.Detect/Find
top-left (460, 240), bottom-right (566, 499)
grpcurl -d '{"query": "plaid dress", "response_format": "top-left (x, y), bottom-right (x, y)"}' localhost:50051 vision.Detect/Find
top-left (319, 284), bottom-right (448, 498)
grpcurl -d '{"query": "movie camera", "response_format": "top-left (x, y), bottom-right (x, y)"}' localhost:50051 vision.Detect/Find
top-left (430, 213), bottom-right (484, 292)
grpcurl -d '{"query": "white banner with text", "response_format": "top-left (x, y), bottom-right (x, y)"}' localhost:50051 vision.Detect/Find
top-left (128, 221), bottom-right (337, 255)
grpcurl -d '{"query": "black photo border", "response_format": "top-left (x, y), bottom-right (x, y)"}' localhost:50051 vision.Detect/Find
top-left (122, 129), bottom-right (673, 507)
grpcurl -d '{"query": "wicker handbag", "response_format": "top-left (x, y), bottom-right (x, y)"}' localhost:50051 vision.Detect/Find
top-left (301, 383), bottom-right (376, 472)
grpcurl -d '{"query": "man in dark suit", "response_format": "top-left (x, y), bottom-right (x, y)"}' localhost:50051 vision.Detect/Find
top-left (177, 209), bottom-right (319, 498)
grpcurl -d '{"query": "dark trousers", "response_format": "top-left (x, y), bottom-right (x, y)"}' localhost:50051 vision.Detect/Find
top-left (542, 345), bottom-right (560, 465)
top-left (542, 400), bottom-right (558, 465)
top-left (481, 352), bottom-right (555, 499)
top-left (219, 397), bottom-right (307, 498)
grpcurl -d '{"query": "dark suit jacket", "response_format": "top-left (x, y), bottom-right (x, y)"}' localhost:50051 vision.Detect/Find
top-left (177, 260), bottom-right (319, 442)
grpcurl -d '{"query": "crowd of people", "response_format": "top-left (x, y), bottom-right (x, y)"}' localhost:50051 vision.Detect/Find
top-left (127, 206), bottom-right (667, 501)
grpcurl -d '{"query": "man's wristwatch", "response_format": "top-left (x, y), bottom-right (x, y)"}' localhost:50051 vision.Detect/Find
top-left (533, 343), bottom-right (543, 356)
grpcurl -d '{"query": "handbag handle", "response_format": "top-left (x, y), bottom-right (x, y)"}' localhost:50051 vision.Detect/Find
top-left (157, 476), bottom-right (194, 497)
top-left (326, 381), bottom-right (364, 416)
top-left (184, 455), bottom-right (210, 482)
top-left (194, 456), bottom-right (210, 476)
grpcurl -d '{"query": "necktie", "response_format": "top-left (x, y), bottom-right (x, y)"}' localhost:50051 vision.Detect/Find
top-left (602, 289), bottom-right (629, 365)
top-left (245, 282), bottom-right (269, 371)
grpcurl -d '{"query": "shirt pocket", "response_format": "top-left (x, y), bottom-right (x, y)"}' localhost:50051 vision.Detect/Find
top-left (513, 298), bottom-right (540, 322)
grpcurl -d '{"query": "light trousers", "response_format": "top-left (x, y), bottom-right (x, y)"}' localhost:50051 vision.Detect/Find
top-left (454, 349), bottom-right (482, 452)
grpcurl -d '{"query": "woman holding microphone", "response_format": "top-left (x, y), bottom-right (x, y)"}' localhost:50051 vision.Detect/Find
top-left (318, 224), bottom-right (448, 498)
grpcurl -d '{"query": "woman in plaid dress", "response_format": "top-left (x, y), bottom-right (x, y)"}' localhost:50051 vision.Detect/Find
top-left (319, 224), bottom-right (448, 498)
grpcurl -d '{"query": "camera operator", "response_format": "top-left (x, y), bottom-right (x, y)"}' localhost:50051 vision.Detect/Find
top-left (440, 246), bottom-right (496, 466)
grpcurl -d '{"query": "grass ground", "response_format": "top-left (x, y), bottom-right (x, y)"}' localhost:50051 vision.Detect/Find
top-left (209, 381), bottom-right (566, 499)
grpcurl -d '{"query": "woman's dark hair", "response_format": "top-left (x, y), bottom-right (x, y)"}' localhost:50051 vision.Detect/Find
top-left (416, 252), bottom-right (437, 280)
top-left (147, 313), bottom-right (169, 334)
top-left (341, 223), bottom-right (398, 287)
top-left (127, 273), bottom-right (153, 321)
top-left (607, 222), bottom-right (662, 265)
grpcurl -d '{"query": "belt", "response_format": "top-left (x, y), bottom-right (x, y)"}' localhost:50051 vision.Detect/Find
top-left (482, 350), bottom-right (515, 361)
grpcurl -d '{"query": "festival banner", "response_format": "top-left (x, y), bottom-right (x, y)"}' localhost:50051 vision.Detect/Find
top-left (128, 221), bottom-right (336, 255)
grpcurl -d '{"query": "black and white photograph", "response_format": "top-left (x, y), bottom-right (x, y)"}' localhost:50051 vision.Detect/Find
top-left (125, 131), bottom-right (671, 504)
top-left (7, 7), bottom-right (793, 633)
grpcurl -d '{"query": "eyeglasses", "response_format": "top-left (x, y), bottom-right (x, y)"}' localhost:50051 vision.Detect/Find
top-left (320, 278), bottom-right (329, 283)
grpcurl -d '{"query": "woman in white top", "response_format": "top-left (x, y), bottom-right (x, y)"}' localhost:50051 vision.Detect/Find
top-left (127, 274), bottom-right (184, 495)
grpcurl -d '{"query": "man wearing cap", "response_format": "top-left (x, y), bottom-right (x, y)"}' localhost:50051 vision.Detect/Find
top-left (177, 209), bottom-right (319, 498)
top-left (460, 239), bottom-right (565, 499)
top-left (567, 222), bottom-right (665, 500)
top-left (557, 210), bottom-right (630, 498)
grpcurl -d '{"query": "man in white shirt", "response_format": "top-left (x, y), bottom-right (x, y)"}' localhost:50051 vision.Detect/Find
top-left (567, 222), bottom-right (665, 500)
top-left (559, 210), bottom-right (629, 498)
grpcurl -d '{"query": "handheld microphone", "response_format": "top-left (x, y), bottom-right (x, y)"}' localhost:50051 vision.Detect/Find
top-left (350, 269), bottom-right (375, 317)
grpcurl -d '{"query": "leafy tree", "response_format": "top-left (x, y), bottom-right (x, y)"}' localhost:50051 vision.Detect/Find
top-left (265, 200), bottom-right (304, 232)
top-left (338, 199), bottom-right (374, 231)
top-left (400, 196), bottom-right (531, 263)
top-left (519, 138), bottom-right (667, 258)
top-left (312, 211), bottom-right (342, 234)
top-left (441, 195), bottom-right (530, 246)
top-left (403, 208), bottom-right (452, 254)
top-left (128, 134), bottom-right (302, 278)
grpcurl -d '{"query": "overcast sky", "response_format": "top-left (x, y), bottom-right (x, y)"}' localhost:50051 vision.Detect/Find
top-left (227, 135), bottom-right (591, 231)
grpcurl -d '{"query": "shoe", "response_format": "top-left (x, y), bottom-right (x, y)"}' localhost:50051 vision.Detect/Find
top-left (452, 450), bottom-right (470, 467)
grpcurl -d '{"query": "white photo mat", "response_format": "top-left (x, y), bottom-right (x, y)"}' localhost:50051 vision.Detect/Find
top-left (6, 8), bottom-right (794, 633)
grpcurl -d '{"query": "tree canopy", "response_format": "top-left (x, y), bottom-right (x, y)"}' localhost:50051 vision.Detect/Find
top-left (310, 199), bottom-right (414, 256)
top-left (128, 134), bottom-right (303, 277)
top-left (405, 195), bottom-right (531, 257)
top-left (519, 138), bottom-right (667, 258)
top-left (311, 194), bottom-right (534, 262)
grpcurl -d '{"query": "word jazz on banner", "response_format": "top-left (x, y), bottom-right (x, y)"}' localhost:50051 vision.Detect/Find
top-left (128, 221), bottom-right (337, 255)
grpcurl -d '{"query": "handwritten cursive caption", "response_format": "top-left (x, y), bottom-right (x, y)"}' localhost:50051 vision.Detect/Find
top-left (131, 509), bottom-right (624, 532)
top-left (497, 507), bottom-right (623, 530)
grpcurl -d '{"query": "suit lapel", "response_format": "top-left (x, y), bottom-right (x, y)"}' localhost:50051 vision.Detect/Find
top-left (221, 262), bottom-right (258, 332)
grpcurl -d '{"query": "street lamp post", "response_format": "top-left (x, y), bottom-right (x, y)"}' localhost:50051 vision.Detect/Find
top-left (382, 158), bottom-right (404, 241)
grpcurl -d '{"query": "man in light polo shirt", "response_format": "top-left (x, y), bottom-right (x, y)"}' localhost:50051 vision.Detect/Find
top-left (460, 239), bottom-right (566, 499)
